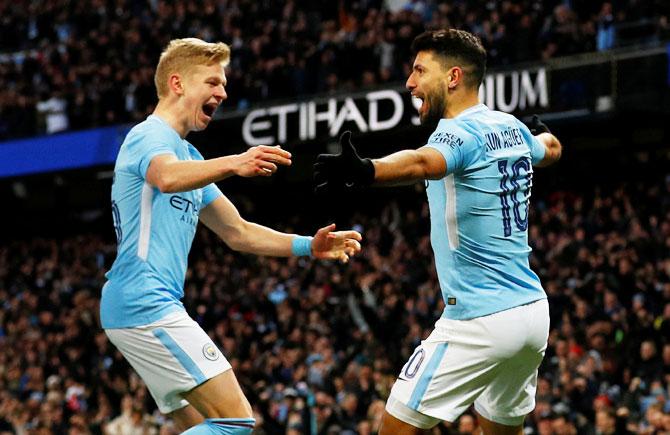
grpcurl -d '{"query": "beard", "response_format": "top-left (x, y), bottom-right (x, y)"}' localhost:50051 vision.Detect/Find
top-left (420, 84), bottom-right (447, 125)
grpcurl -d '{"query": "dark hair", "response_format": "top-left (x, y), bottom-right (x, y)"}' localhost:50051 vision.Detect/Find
top-left (411, 29), bottom-right (487, 88)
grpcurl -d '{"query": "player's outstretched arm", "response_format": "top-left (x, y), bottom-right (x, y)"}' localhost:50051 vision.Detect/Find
top-left (371, 147), bottom-right (446, 185)
top-left (528, 115), bottom-right (562, 167)
top-left (314, 131), bottom-right (446, 192)
top-left (200, 196), bottom-right (362, 263)
top-left (146, 145), bottom-right (291, 193)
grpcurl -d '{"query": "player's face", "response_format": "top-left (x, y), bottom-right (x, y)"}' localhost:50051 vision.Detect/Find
top-left (182, 63), bottom-right (227, 132)
top-left (406, 51), bottom-right (448, 124)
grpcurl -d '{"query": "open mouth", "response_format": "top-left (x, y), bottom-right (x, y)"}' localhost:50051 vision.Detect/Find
top-left (202, 102), bottom-right (218, 118)
top-left (412, 94), bottom-right (425, 113)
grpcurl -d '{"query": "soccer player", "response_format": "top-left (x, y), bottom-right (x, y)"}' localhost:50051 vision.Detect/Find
top-left (313, 29), bottom-right (562, 435)
top-left (101, 38), bottom-right (362, 435)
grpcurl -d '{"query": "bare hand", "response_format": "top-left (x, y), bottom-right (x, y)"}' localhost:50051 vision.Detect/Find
top-left (311, 223), bottom-right (363, 263)
top-left (234, 145), bottom-right (292, 177)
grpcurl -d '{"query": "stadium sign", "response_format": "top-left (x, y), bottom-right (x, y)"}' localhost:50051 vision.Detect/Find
top-left (240, 67), bottom-right (548, 146)
top-left (0, 69), bottom-right (549, 178)
top-left (479, 68), bottom-right (548, 113)
top-left (242, 90), bottom-right (405, 146)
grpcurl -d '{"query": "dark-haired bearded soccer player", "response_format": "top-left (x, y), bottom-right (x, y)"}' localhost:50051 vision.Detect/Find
top-left (314, 29), bottom-right (562, 435)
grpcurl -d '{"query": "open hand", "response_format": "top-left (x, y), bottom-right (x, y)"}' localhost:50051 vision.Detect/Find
top-left (311, 223), bottom-right (363, 263)
top-left (235, 145), bottom-right (292, 177)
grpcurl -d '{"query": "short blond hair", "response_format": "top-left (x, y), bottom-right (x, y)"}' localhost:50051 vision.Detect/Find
top-left (154, 38), bottom-right (230, 99)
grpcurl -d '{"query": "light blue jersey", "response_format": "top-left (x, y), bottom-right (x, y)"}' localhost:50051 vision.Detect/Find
top-left (101, 115), bottom-right (222, 328)
top-left (425, 104), bottom-right (546, 320)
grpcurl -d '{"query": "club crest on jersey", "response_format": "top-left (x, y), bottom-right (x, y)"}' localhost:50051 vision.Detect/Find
top-left (202, 343), bottom-right (219, 361)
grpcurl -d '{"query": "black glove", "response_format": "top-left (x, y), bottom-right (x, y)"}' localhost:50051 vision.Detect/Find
top-left (528, 114), bottom-right (551, 135)
top-left (314, 131), bottom-right (375, 194)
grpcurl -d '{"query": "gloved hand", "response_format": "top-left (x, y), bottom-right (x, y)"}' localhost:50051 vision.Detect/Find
top-left (313, 131), bottom-right (375, 194)
top-left (528, 115), bottom-right (551, 135)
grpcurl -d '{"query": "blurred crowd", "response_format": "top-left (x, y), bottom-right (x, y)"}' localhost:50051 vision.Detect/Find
top-left (1, 0), bottom-right (670, 139)
top-left (1, 149), bottom-right (670, 434)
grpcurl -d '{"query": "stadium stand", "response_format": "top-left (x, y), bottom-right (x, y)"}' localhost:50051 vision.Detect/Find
top-left (2, 1), bottom-right (670, 434)
top-left (0, 0), bottom-right (669, 139)
top-left (1, 148), bottom-right (670, 433)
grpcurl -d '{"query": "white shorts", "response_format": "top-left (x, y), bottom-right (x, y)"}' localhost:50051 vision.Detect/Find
top-left (386, 299), bottom-right (549, 428)
top-left (105, 310), bottom-right (231, 414)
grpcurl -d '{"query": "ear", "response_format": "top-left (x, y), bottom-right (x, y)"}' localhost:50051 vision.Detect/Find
top-left (168, 73), bottom-right (184, 96)
top-left (447, 66), bottom-right (463, 89)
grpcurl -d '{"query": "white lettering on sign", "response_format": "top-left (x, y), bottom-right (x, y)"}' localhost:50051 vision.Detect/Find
top-left (241, 68), bottom-right (548, 145)
top-left (479, 68), bottom-right (548, 112)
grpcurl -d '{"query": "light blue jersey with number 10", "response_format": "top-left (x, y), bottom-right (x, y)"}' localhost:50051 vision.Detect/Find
top-left (425, 104), bottom-right (547, 320)
top-left (101, 115), bottom-right (223, 329)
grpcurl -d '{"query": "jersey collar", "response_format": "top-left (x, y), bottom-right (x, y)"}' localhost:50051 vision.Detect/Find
top-left (455, 103), bottom-right (488, 118)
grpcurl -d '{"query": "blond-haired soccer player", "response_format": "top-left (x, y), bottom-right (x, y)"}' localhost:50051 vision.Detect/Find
top-left (101, 38), bottom-right (362, 434)
top-left (315, 29), bottom-right (562, 435)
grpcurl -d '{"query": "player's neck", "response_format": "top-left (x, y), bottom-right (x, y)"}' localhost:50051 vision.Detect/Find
top-left (444, 92), bottom-right (481, 119)
top-left (154, 100), bottom-right (189, 138)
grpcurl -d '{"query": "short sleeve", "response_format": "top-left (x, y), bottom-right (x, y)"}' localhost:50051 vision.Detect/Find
top-left (202, 183), bottom-right (223, 207)
top-left (516, 120), bottom-right (546, 165)
top-left (424, 120), bottom-right (479, 175)
top-left (122, 124), bottom-right (178, 178)
top-left (528, 135), bottom-right (546, 165)
top-left (136, 142), bottom-right (176, 178)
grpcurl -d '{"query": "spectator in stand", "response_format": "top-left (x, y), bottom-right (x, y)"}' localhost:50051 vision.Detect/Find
top-left (1, 0), bottom-right (669, 139)
top-left (597, 2), bottom-right (617, 51)
top-left (2, 150), bottom-right (670, 432)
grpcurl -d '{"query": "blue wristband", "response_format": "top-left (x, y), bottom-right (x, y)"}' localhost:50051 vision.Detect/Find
top-left (291, 236), bottom-right (313, 257)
